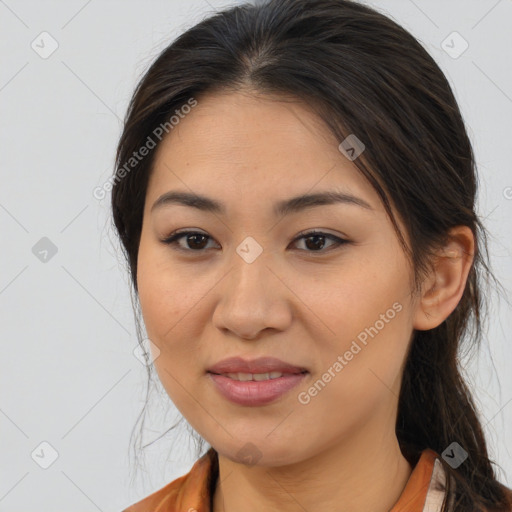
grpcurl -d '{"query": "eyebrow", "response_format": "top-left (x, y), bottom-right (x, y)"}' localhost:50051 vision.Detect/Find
top-left (151, 190), bottom-right (373, 216)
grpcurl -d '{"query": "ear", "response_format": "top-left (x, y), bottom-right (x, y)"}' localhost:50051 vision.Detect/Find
top-left (413, 226), bottom-right (475, 331)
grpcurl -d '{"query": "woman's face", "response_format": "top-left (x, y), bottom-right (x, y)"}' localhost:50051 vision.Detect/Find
top-left (137, 90), bottom-right (420, 466)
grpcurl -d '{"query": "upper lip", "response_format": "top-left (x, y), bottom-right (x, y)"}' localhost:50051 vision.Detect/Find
top-left (207, 357), bottom-right (308, 375)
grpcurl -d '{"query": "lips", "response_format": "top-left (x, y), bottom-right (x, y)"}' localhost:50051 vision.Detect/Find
top-left (207, 357), bottom-right (309, 406)
top-left (207, 356), bottom-right (307, 376)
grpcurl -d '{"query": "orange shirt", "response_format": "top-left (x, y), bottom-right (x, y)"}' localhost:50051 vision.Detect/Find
top-left (122, 448), bottom-right (509, 512)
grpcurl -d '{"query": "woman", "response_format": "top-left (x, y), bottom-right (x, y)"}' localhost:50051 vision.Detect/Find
top-left (112, 0), bottom-right (512, 510)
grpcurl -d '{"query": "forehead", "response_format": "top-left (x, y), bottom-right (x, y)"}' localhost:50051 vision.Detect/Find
top-left (147, 90), bottom-right (380, 210)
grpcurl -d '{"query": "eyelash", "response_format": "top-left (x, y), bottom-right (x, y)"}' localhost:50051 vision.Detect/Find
top-left (161, 229), bottom-right (349, 254)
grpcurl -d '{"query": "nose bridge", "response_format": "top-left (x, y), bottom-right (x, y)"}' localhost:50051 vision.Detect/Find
top-left (229, 235), bottom-right (274, 304)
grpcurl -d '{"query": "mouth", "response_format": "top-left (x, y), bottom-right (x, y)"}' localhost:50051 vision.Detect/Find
top-left (207, 372), bottom-right (308, 406)
top-left (207, 358), bottom-right (309, 406)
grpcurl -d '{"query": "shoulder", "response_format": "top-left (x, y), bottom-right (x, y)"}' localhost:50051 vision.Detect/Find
top-left (414, 449), bottom-right (512, 512)
top-left (122, 472), bottom-right (189, 512)
top-left (440, 460), bottom-right (512, 512)
top-left (122, 449), bottom-right (217, 512)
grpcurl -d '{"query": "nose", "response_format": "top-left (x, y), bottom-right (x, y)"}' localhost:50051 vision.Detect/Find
top-left (211, 250), bottom-right (293, 340)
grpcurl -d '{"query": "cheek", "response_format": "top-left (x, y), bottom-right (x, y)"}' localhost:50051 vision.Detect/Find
top-left (137, 240), bottom-right (197, 342)
top-left (292, 253), bottom-right (411, 343)
top-left (295, 304), bottom-right (412, 448)
top-left (137, 259), bottom-right (204, 414)
top-left (136, 244), bottom-right (204, 390)
top-left (301, 254), bottom-right (413, 394)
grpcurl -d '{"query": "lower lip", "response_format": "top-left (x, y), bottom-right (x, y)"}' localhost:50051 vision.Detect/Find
top-left (208, 372), bottom-right (308, 406)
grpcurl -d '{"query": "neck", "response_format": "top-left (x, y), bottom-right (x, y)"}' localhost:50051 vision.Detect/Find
top-left (212, 421), bottom-right (413, 512)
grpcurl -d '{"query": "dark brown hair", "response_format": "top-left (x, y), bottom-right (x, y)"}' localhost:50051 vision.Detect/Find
top-left (111, 0), bottom-right (511, 510)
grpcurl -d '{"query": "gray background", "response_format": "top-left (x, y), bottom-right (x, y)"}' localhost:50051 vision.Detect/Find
top-left (1, 0), bottom-right (511, 510)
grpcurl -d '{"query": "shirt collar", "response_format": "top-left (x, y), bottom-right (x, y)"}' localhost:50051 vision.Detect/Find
top-left (390, 448), bottom-right (451, 512)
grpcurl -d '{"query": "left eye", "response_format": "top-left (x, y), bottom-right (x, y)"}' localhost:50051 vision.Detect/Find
top-left (161, 230), bottom-right (348, 253)
top-left (291, 230), bottom-right (348, 252)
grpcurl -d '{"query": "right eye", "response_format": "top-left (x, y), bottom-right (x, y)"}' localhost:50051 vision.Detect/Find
top-left (161, 230), bottom-right (219, 252)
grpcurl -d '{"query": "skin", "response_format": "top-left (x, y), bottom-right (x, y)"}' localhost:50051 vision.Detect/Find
top-left (136, 89), bottom-right (474, 512)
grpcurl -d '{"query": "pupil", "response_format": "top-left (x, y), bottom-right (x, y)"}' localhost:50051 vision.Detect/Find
top-left (305, 235), bottom-right (325, 251)
top-left (188, 234), bottom-right (207, 249)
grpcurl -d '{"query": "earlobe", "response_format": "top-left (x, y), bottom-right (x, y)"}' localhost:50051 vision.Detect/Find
top-left (413, 226), bottom-right (475, 331)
